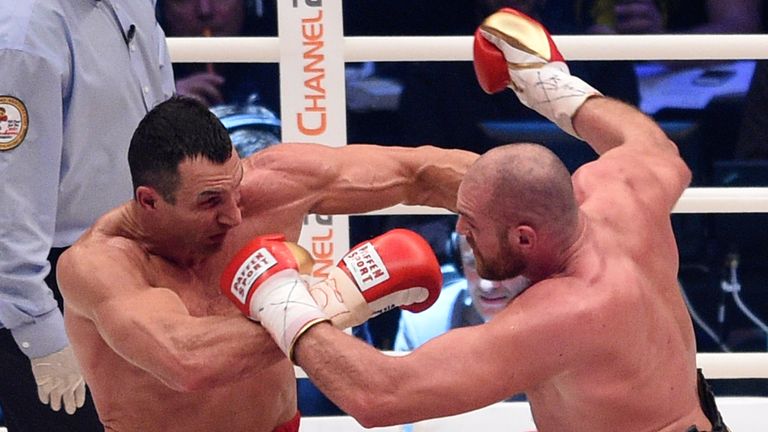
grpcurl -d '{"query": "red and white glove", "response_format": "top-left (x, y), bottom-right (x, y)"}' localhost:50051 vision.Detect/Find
top-left (308, 228), bottom-right (443, 329)
top-left (473, 7), bottom-right (602, 138)
top-left (220, 230), bottom-right (443, 357)
top-left (219, 234), bottom-right (328, 358)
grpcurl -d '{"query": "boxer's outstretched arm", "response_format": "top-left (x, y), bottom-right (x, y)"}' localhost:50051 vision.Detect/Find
top-left (291, 282), bottom-right (586, 427)
top-left (58, 243), bottom-right (284, 392)
top-left (245, 142), bottom-right (478, 214)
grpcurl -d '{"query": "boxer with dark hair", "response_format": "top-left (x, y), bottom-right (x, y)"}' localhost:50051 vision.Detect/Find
top-left (56, 95), bottom-right (477, 432)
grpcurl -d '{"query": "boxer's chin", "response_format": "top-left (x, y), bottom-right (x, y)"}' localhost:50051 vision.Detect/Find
top-left (204, 232), bottom-right (227, 252)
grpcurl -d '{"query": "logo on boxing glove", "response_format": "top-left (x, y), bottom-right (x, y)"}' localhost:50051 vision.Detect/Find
top-left (227, 248), bottom-right (278, 304)
top-left (342, 242), bottom-right (390, 291)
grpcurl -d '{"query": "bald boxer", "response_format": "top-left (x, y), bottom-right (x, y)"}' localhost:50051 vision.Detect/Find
top-left (228, 8), bottom-right (728, 431)
top-left (56, 96), bottom-right (477, 432)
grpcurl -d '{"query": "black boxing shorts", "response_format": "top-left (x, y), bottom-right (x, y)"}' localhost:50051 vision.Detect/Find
top-left (685, 369), bottom-right (730, 432)
top-left (273, 411), bottom-right (300, 432)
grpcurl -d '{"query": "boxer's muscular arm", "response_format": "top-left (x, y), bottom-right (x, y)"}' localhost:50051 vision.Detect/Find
top-left (571, 97), bottom-right (692, 213)
top-left (572, 97), bottom-right (678, 157)
top-left (58, 243), bottom-right (284, 392)
top-left (292, 280), bottom-right (591, 427)
top-left (249, 143), bottom-right (478, 214)
top-left (473, 8), bottom-right (690, 212)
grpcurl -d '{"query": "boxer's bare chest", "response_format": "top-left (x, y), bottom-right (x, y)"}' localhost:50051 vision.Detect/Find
top-left (138, 202), bottom-right (309, 318)
top-left (146, 254), bottom-right (240, 318)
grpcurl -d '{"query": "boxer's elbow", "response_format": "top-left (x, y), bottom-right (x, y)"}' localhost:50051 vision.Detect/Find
top-left (159, 365), bottom-right (208, 392)
top-left (353, 395), bottom-right (417, 428)
top-left (154, 351), bottom-right (221, 392)
top-left (338, 375), bottom-right (412, 427)
top-left (345, 393), bottom-right (402, 428)
top-left (354, 404), bottom-right (407, 429)
top-left (355, 411), bottom-right (391, 429)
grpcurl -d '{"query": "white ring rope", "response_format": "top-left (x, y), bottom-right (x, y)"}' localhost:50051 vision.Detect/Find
top-left (357, 188), bottom-right (768, 216)
top-left (166, 35), bottom-right (768, 215)
top-left (672, 187), bottom-right (768, 214)
top-left (293, 352), bottom-right (768, 379)
top-left (167, 34), bottom-right (768, 63)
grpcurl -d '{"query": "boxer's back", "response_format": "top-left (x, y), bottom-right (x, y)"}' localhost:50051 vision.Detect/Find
top-left (523, 148), bottom-right (708, 430)
top-left (522, 221), bottom-right (705, 430)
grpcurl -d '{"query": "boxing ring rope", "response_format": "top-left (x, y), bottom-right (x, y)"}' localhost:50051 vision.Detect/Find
top-left (166, 35), bottom-right (768, 213)
top-left (291, 352), bottom-right (768, 380)
top-left (358, 188), bottom-right (768, 215)
top-left (167, 34), bottom-right (768, 62)
top-left (168, 34), bottom-right (768, 429)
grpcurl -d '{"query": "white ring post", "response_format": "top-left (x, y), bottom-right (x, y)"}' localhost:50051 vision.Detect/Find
top-left (277, 1), bottom-right (351, 277)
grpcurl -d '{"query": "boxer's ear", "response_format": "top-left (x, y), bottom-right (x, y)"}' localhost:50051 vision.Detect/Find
top-left (136, 186), bottom-right (159, 209)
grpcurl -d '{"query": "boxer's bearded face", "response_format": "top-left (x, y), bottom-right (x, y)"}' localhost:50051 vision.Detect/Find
top-left (470, 229), bottom-right (524, 281)
top-left (458, 234), bottom-right (530, 319)
top-left (464, 255), bottom-right (530, 320)
top-left (169, 155), bottom-right (244, 253)
top-left (457, 180), bottom-right (526, 279)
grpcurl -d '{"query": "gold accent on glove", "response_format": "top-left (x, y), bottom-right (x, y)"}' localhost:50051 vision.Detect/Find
top-left (284, 242), bottom-right (315, 275)
top-left (480, 11), bottom-right (552, 68)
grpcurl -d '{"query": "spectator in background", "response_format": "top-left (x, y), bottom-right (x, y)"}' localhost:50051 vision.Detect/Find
top-left (394, 233), bottom-right (531, 351)
top-left (583, 0), bottom-right (762, 35)
top-left (0, 1), bottom-right (174, 430)
top-left (157, 0), bottom-right (280, 113)
top-left (581, 0), bottom-right (763, 77)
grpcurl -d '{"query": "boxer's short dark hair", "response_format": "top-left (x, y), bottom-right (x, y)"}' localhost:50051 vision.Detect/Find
top-left (128, 96), bottom-right (232, 203)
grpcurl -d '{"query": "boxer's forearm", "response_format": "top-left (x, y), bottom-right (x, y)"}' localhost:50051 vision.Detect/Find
top-left (293, 323), bottom-right (419, 427)
top-left (135, 314), bottom-right (285, 392)
top-left (325, 144), bottom-right (477, 214)
top-left (573, 97), bottom-right (680, 157)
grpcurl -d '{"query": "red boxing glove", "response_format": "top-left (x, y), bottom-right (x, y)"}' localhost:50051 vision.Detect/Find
top-left (473, 7), bottom-right (564, 95)
top-left (220, 234), bottom-right (327, 357)
top-left (309, 229), bottom-right (443, 329)
top-left (473, 7), bottom-right (601, 138)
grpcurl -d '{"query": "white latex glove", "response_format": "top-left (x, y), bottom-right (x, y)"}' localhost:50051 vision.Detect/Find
top-left (30, 345), bottom-right (86, 414)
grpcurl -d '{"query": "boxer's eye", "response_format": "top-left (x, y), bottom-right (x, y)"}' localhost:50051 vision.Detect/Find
top-left (201, 197), bottom-right (221, 208)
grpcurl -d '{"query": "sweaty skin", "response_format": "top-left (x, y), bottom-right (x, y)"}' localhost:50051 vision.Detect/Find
top-left (289, 97), bottom-right (712, 432)
top-left (58, 142), bottom-right (476, 432)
